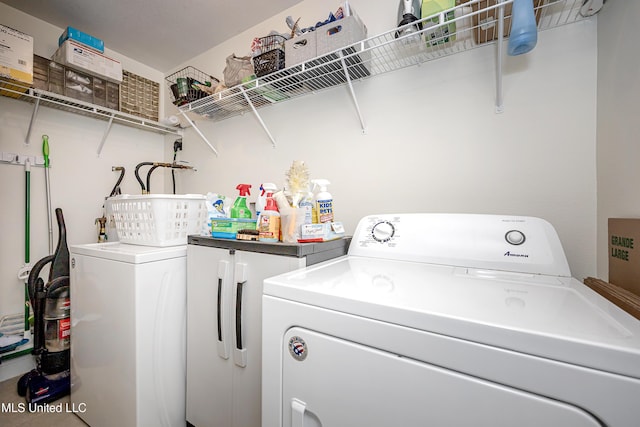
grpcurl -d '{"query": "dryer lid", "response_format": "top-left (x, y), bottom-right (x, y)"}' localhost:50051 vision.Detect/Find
top-left (264, 255), bottom-right (640, 379)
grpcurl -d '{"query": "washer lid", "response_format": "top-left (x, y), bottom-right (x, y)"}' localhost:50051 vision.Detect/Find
top-left (264, 256), bottom-right (640, 379)
top-left (70, 242), bottom-right (186, 263)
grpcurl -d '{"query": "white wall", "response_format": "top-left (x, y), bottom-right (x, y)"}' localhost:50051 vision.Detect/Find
top-left (0, 0), bottom-right (600, 331)
top-left (0, 4), bottom-right (169, 323)
top-left (596, 2), bottom-right (640, 280)
top-left (167, 0), bottom-right (598, 280)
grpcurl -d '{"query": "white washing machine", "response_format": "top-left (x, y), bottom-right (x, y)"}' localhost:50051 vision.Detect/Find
top-left (69, 242), bottom-right (187, 427)
top-left (262, 214), bottom-right (640, 427)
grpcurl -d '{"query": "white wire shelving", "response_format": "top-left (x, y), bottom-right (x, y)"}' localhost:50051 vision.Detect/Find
top-left (177, 0), bottom-right (590, 154)
top-left (0, 79), bottom-right (182, 155)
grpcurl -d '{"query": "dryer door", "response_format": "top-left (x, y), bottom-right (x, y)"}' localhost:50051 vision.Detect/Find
top-left (282, 327), bottom-right (601, 427)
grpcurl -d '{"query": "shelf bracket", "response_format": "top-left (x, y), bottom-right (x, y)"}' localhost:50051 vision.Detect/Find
top-left (495, 1), bottom-right (506, 114)
top-left (239, 86), bottom-right (276, 148)
top-left (178, 111), bottom-right (219, 156)
top-left (339, 51), bottom-right (366, 133)
top-left (96, 114), bottom-right (115, 156)
top-left (25, 92), bottom-right (41, 146)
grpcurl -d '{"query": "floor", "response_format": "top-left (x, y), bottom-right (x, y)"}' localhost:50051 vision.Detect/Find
top-left (0, 375), bottom-right (87, 427)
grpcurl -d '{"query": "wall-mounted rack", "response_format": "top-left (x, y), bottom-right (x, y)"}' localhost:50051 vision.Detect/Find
top-left (176, 0), bottom-right (590, 154)
top-left (0, 80), bottom-right (182, 156)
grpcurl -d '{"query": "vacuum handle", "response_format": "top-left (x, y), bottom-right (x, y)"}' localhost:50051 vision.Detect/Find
top-left (50, 208), bottom-right (69, 279)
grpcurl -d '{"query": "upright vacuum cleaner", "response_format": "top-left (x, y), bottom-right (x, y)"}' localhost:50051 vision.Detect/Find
top-left (17, 208), bottom-right (71, 405)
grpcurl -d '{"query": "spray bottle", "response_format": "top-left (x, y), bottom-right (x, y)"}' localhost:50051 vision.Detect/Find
top-left (258, 193), bottom-right (280, 242)
top-left (299, 191), bottom-right (314, 225)
top-left (311, 179), bottom-right (333, 224)
top-left (256, 183), bottom-right (277, 220)
top-left (231, 184), bottom-right (252, 219)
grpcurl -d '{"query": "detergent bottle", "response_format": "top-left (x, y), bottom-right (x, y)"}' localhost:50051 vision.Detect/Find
top-left (311, 179), bottom-right (333, 224)
top-left (256, 183), bottom-right (277, 220)
top-left (299, 191), bottom-right (314, 225)
top-left (230, 184), bottom-right (252, 219)
top-left (258, 193), bottom-right (280, 242)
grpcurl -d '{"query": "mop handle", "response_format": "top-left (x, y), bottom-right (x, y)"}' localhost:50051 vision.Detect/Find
top-left (43, 135), bottom-right (54, 254)
top-left (25, 159), bottom-right (30, 264)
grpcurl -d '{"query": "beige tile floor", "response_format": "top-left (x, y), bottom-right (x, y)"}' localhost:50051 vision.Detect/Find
top-left (0, 375), bottom-right (87, 427)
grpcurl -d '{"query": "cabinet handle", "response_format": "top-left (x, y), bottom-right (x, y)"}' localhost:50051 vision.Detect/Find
top-left (235, 280), bottom-right (245, 351)
top-left (217, 277), bottom-right (223, 342)
top-left (216, 260), bottom-right (230, 360)
top-left (233, 263), bottom-right (248, 367)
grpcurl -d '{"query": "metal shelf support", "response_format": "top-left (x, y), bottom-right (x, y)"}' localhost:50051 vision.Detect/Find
top-left (339, 49), bottom-right (367, 134)
top-left (97, 115), bottom-right (115, 156)
top-left (25, 92), bottom-right (41, 146)
top-left (178, 111), bottom-right (219, 156)
top-left (495, 1), bottom-right (506, 113)
top-left (240, 86), bottom-right (277, 148)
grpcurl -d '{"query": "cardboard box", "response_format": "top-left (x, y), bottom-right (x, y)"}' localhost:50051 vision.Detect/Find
top-left (584, 277), bottom-right (640, 321)
top-left (608, 218), bottom-right (640, 296)
top-left (53, 39), bottom-right (122, 83)
top-left (298, 222), bottom-right (345, 243)
top-left (0, 24), bottom-right (33, 98)
top-left (469, 0), bottom-right (544, 45)
top-left (59, 26), bottom-right (105, 53)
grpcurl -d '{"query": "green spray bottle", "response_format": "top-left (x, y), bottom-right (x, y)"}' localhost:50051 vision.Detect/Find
top-left (231, 184), bottom-right (252, 219)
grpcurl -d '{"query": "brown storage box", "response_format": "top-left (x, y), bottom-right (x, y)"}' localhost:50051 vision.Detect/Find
top-left (608, 218), bottom-right (640, 296)
top-left (469, 0), bottom-right (545, 44)
top-left (584, 277), bottom-right (640, 321)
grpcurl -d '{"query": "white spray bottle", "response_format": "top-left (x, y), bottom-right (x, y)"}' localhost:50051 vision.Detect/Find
top-left (256, 183), bottom-right (277, 220)
top-left (311, 179), bottom-right (333, 224)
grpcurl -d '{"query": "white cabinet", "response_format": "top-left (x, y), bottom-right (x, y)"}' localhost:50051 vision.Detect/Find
top-left (186, 237), bottom-right (349, 427)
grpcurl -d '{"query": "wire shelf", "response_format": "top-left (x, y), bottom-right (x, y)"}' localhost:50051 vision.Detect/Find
top-left (0, 79), bottom-right (181, 135)
top-left (178, 0), bottom-right (589, 123)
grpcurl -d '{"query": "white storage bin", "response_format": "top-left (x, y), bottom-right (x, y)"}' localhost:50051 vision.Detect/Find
top-left (108, 194), bottom-right (206, 246)
top-left (285, 31), bottom-right (317, 68)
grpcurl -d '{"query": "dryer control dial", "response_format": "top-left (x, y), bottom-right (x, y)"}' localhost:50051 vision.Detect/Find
top-left (371, 221), bottom-right (395, 243)
top-left (505, 230), bottom-right (526, 245)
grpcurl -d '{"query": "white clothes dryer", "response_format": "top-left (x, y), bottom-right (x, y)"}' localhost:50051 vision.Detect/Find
top-left (262, 214), bottom-right (640, 427)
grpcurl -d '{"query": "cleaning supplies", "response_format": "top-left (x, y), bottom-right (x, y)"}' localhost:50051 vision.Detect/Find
top-left (258, 193), bottom-right (280, 242)
top-left (231, 184), bottom-right (252, 219)
top-left (256, 183), bottom-right (277, 220)
top-left (299, 192), bottom-right (314, 226)
top-left (508, 0), bottom-right (538, 56)
top-left (311, 179), bottom-right (334, 224)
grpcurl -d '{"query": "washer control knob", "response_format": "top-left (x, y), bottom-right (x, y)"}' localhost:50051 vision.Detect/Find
top-left (372, 221), bottom-right (395, 243)
top-left (505, 230), bottom-right (526, 245)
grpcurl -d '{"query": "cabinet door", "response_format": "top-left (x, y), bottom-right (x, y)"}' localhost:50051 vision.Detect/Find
top-left (186, 245), bottom-right (234, 427)
top-left (232, 251), bottom-right (306, 427)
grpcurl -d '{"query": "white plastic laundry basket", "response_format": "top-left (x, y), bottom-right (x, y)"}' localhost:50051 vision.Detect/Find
top-left (108, 194), bottom-right (207, 246)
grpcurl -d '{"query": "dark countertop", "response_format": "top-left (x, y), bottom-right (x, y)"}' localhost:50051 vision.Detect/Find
top-left (188, 235), bottom-right (351, 264)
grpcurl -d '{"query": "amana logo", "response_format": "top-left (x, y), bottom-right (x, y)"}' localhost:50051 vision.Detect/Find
top-left (504, 251), bottom-right (529, 258)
